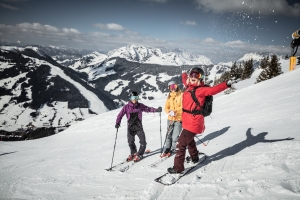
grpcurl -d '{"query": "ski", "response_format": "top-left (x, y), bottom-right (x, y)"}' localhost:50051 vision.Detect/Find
top-left (105, 149), bottom-right (153, 172)
top-left (154, 153), bottom-right (206, 185)
top-left (149, 154), bottom-right (174, 168)
top-left (105, 159), bottom-right (128, 171)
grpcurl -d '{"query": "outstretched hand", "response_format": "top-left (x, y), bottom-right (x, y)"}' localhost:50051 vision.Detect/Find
top-left (157, 107), bottom-right (162, 112)
top-left (115, 123), bottom-right (120, 129)
top-left (227, 79), bottom-right (241, 87)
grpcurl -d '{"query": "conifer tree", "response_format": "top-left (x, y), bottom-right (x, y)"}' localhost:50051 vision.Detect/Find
top-left (255, 54), bottom-right (283, 84)
top-left (260, 56), bottom-right (270, 69)
top-left (255, 67), bottom-right (270, 83)
top-left (213, 71), bottom-right (230, 86)
top-left (230, 61), bottom-right (239, 79)
top-left (241, 59), bottom-right (254, 80)
top-left (269, 54), bottom-right (283, 78)
top-left (237, 63), bottom-right (243, 79)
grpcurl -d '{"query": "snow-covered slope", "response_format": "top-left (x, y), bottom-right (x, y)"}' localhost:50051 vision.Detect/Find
top-left (0, 66), bottom-right (299, 199)
top-left (65, 52), bottom-right (117, 81)
top-left (0, 46), bottom-right (114, 131)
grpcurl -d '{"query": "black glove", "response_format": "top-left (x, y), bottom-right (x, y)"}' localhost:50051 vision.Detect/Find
top-left (226, 79), bottom-right (241, 87)
top-left (156, 106), bottom-right (162, 112)
top-left (115, 123), bottom-right (120, 129)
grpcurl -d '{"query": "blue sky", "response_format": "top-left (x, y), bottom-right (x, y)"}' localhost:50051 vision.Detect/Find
top-left (0, 0), bottom-right (299, 63)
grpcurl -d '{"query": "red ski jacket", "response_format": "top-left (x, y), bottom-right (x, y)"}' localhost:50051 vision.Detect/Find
top-left (181, 73), bottom-right (229, 134)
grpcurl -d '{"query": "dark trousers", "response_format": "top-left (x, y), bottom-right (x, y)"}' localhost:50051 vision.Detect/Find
top-left (174, 129), bottom-right (198, 172)
top-left (127, 129), bottom-right (147, 156)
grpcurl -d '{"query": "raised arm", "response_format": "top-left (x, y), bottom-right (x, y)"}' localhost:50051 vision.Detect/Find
top-left (198, 82), bottom-right (229, 97)
top-left (182, 72), bottom-right (188, 87)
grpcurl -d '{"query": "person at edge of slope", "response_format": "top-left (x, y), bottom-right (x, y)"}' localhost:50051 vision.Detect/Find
top-left (160, 80), bottom-right (183, 158)
top-left (167, 67), bottom-right (240, 173)
top-left (115, 91), bottom-right (162, 162)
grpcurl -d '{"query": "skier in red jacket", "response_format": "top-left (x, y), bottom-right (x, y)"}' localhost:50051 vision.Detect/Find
top-left (168, 67), bottom-right (239, 173)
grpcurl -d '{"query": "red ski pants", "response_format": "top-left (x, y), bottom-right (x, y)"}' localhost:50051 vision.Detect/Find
top-left (174, 129), bottom-right (198, 172)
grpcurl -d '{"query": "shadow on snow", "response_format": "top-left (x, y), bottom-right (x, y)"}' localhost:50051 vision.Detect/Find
top-left (187, 128), bottom-right (294, 176)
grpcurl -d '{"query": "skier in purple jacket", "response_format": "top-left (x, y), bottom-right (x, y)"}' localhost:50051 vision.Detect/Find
top-left (115, 91), bottom-right (162, 162)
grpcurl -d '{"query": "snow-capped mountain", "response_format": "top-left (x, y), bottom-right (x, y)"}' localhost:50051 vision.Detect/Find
top-left (238, 52), bottom-right (276, 62)
top-left (207, 52), bottom-right (281, 81)
top-left (107, 45), bottom-right (213, 66)
top-left (66, 52), bottom-right (117, 81)
top-left (0, 44), bottom-right (292, 133)
top-left (0, 46), bottom-right (116, 131)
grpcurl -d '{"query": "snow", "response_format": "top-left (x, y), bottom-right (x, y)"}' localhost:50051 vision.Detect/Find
top-left (107, 45), bottom-right (213, 66)
top-left (48, 62), bottom-right (108, 114)
top-left (0, 52), bottom-right (109, 131)
top-left (157, 73), bottom-right (175, 82)
top-left (0, 72), bottom-right (27, 90)
top-left (1, 64), bottom-right (300, 199)
top-left (0, 61), bottom-right (16, 71)
top-left (104, 79), bottom-right (130, 96)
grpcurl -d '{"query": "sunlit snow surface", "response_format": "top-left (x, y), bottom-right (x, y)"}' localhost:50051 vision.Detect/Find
top-left (0, 64), bottom-right (300, 199)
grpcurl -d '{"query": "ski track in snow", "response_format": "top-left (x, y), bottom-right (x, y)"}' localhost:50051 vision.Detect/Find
top-left (0, 64), bottom-right (300, 199)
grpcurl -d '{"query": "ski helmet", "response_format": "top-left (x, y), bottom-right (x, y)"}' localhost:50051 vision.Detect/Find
top-left (129, 91), bottom-right (139, 101)
top-left (189, 67), bottom-right (205, 79)
top-left (167, 80), bottom-right (176, 86)
top-left (129, 91), bottom-right (138, 97)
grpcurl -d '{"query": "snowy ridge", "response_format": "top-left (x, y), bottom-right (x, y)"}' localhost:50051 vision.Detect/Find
top-left (0, 47), bottom-right (111, 131)
top-left (107, 45), bottom-right (213, 66)
top-left (0, 65), bottom-right (299, 199)
top-left (238, 52), bottom-right (275, 62)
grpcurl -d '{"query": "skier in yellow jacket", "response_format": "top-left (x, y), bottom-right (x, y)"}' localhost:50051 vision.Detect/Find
top-left (161, 81), bottom-right (183, 157)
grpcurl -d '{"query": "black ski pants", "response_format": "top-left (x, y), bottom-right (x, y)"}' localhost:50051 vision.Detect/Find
top-left (127, 129), bottom-right (147, 156)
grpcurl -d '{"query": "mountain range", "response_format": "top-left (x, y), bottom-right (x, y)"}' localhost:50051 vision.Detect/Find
top-left (0, 44), bottom-right (290, 132)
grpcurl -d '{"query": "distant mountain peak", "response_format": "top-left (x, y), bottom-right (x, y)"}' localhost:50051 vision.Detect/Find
top-left (107, 45), bottom-right (213, 66)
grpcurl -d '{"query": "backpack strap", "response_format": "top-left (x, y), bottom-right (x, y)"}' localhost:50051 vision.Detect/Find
top-left (182, 86), bottom-right (204, 115)
top-left (189, 86), bottom-right (202, 110)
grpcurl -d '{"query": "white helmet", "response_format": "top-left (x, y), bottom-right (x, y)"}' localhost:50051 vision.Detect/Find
top-left (168, 80), bottom-right (176, 86)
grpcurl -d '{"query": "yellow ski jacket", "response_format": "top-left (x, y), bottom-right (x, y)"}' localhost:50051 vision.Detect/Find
top-left (164, 91), bottom-right (183, 122)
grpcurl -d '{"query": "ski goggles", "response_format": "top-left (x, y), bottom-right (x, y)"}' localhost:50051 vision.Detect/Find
top-left (189, 71), bottom-right (202, 79)
top-left (130, 96), bottom-right (139, 100)
top-left (169, 84), bottom-right (178, 90)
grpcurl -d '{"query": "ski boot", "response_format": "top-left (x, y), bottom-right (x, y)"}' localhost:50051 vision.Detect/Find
top-left (133, 154), bottom-right (143, 162)
top-left (167, 167), bottom-right (182, 174)
top-left (186, 154), bottom-right (199, 164)
top-left (126, 153), bottom-right (136, 162)
top-left (160, 148), bottom-right (173, 158)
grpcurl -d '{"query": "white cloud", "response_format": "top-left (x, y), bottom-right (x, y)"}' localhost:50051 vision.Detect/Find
top-left (181, 20), bottom-right (197, 26)
top-left (0, 3), bottom-right (19, 10)
top-left (194, 0), bottom-right (300, 17)
top-left (225, 40), bottom-right (246, 46)
top-left (62, 28), bottom-right (80, 34)
top-left (0, 22), bottom-right (290, 63)
top-left (94, 23), bottom-right (125, 31)
top-left (203, 38), bottom-right (218, 44)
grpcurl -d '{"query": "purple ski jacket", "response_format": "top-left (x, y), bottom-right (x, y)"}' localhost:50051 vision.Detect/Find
top-left (116, 102), bottom-right (158, 125)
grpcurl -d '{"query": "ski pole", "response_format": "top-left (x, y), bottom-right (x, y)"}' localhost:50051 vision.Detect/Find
top-left (109, 128), bottom-right (119, 171)
top-left (161, 120), bottom-right (175, 154)
top-left (159, 112), bottom-right (162, 153)
top-left (195, 135), bottom-right (207, 146)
